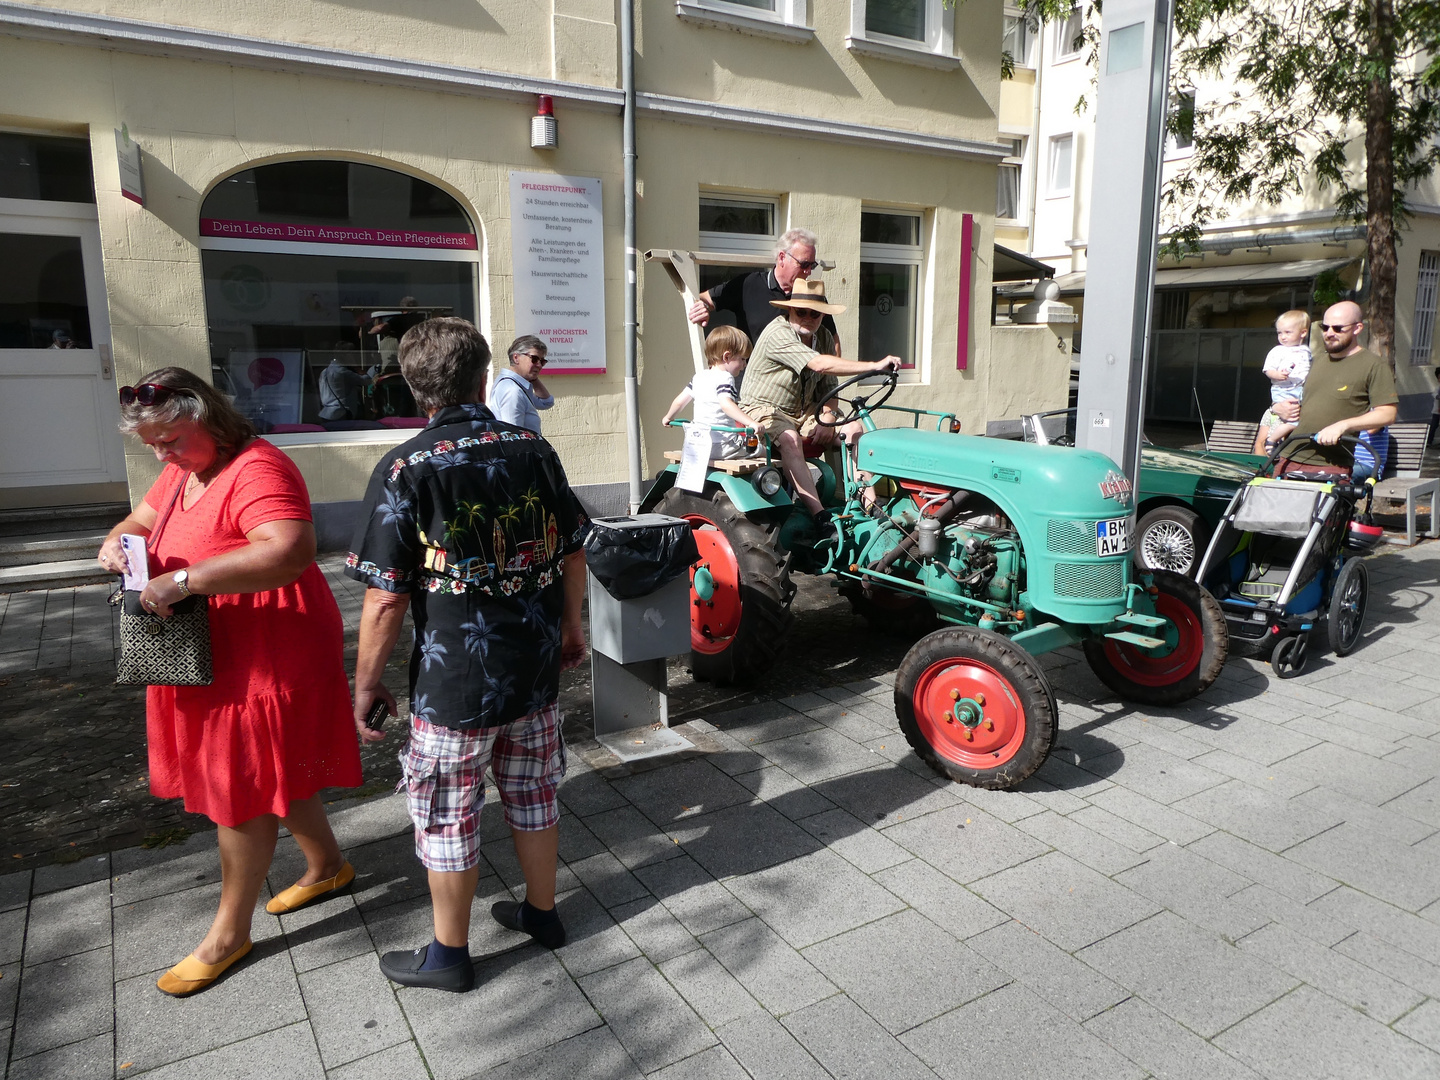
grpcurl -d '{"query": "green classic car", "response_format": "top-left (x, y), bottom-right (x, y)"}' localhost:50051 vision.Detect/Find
top-left (1020, 410), bottom-right (1262, 577)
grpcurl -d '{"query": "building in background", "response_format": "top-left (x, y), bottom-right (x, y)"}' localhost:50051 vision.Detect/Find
top-left (0, 0), bottom-right (1075, 538)
top-left (995, 5), bottom-right (1440, 427)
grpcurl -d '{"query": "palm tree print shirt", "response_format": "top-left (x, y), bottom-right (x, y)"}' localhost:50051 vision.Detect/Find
top-left (345, 404), bottom-right (588, 730)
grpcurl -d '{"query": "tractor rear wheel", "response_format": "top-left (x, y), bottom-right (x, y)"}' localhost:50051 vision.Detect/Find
top-left (656, 487), bottom-right (795, 685)
top-left (895, 627), bottom-right (1056, 790)
top-left (1082, 568), bottom-right (1228, 705)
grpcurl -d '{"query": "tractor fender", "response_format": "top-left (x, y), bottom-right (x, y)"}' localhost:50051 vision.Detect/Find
top-left (639, 466), bottom-right (792, 516)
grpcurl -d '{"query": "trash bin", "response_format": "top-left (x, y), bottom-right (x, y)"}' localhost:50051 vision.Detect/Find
top-left (583, 513), bottom-right (698, 753)
top-left (584, 513), bottom-right (696, 664)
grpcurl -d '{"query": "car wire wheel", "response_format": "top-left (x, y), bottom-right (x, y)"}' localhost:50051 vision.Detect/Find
top-left (1135, 506), bottom-right (1207, 578)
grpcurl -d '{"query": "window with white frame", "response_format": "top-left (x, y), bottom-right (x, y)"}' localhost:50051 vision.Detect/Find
top-left (1411, 251), bottom-right (1439, 367)
top-left (997, 137), bottom-right (1026, 221)
top-left (1055, 6), bottom-right (1084, 60)
top-left (698, 193), bottom-right (779, 294)
top-left (859, 209), bottom-right (923, 371)
top-left (1047, 134), bottom-right (1074, 196)
top-left (1002, 10), bottom-right (1035, 68)
top-left (1167, 89), bottom-right (1196, 157)
top-left (678, 0), bottom-right (811, 39)
top-left (848, 0), bottom-right (955, 64)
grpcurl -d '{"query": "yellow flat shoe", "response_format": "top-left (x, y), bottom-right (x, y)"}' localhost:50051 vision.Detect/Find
top-left (265, 861), bottom-right (356, 914)
top-left (156, 940), bottom-right (252, 996)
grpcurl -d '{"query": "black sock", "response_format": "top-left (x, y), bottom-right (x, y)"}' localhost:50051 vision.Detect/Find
top-left (420, 938), bottom-right (470, 970)
top-left (521, 900), bottom-right (560, 926)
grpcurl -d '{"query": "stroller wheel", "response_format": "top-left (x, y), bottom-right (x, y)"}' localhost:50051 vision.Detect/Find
top-left (1272, 634), bottom-right (1308, 679)
top-left (1327, 559), bottom-right (1368, 656)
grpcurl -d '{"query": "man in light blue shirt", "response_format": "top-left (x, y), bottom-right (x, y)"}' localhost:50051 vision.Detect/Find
top-left (490, 335), bottom-right (555, 434)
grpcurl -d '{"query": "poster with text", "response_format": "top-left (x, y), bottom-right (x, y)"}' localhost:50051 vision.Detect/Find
top-left (226, 349), bottom-right (305, 427)
top-left (509, 171), bottom-right (606, 374)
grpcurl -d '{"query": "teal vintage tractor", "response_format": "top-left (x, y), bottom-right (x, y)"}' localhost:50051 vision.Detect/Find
top-left (640, 371), bottom-right (1229, 790)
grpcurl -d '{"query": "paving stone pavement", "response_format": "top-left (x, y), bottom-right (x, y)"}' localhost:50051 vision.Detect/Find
top-left (3, 544), bottom-right (1440, 1078)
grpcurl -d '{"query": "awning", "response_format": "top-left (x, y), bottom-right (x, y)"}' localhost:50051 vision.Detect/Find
top-left (993, 244), bottom-right (1056, 282)
top-left (1054, 256), bottom-right (1356, 294)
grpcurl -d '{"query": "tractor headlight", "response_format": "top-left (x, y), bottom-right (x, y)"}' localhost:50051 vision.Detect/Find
top-left (752, 466), bottom-right (784, 498)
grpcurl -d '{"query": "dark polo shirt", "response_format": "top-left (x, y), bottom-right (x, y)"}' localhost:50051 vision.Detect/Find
top-left (707, 269), bottom-right (839, 352)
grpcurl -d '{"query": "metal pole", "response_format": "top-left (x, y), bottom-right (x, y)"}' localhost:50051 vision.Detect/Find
top-left (620, 0), bottom-right (642, 513)
top-left (1075, 0), bottom-right (1174, 483)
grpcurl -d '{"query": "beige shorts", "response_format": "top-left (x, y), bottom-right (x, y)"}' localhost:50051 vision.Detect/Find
top-left (750, 410), bottom-right (819, 442)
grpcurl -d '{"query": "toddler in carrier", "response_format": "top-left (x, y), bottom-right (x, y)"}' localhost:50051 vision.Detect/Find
top-left (661, 325), bottom-right (761, 461)
top-left (1253, 309), bottom-right (1313, 454)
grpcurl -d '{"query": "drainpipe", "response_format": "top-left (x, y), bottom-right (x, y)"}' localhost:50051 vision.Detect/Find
top-left (621, 0), bottom-right (642, 513)
top-left (1025, 27), bottom-right (1044, 256)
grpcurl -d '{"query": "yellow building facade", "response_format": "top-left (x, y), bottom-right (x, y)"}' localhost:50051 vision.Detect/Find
top-left (0, 0), bottom-right (1069, 538)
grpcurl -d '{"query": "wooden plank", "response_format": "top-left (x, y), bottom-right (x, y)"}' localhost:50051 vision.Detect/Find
top-left (661, 450), bottom-right (766, 475)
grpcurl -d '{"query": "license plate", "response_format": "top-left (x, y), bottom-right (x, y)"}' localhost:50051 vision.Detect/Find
top-left (1097, 516), bottom-right (1132, 556)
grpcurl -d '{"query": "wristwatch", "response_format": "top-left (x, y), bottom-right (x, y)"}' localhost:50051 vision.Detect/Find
top-left (173, 569), bottom-right (192, 598)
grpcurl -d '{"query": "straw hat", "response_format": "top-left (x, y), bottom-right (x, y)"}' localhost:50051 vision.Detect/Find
top-left (770, 277), bottom-right (845, 316)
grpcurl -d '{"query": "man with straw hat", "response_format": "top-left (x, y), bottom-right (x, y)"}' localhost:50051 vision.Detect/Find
top-left (739, 278), bottom-right (899, 524)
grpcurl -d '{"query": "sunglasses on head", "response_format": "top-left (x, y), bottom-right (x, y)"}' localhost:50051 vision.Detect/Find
top-left (119, 383), bottom-right (176, 406)
top-left (1319, 322), bottom-right (1357, 332)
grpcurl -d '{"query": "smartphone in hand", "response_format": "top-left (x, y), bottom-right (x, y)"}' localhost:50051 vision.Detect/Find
top-left (364, 699), bottom-right (390, 731)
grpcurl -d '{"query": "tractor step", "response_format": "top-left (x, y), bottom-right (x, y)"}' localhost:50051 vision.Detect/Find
top-left (1104, 630), bottom-right (1167, 650)
top-left (1114, 611), bottom-right (1168, 630)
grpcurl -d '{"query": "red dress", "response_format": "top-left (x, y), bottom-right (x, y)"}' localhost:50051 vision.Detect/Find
top-left (143, 439), bottom-right (362, 827)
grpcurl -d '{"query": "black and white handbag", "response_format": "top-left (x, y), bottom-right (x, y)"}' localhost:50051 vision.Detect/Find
top-left (109, 479), bottom-right (213, 687)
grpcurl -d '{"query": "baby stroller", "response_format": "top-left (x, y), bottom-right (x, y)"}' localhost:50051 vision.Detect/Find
top-left (1193, 434), bottom-right (1384, 678)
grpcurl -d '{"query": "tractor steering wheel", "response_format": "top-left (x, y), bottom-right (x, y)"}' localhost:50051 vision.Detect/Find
top-left (815, 367), bottom-right (900, 427)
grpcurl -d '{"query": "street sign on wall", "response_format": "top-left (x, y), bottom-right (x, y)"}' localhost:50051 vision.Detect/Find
top-left (508, 170), bottom-right (607, 374)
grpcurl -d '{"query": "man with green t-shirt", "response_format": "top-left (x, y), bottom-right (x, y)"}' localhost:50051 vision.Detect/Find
top-left (1272, 300), bottom-right (1396, 475)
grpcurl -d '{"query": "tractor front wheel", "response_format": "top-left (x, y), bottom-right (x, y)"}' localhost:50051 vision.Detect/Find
top-left (1082, 568), bottom-right (1228, 705)
top-left (656, 487), bottom-right (795, 685)
top-left (895, 627), bottom-right (1057, 790)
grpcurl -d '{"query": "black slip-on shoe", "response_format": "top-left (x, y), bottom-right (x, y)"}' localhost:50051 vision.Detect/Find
top-left (378, 945), bottom-right (475, 993)
top-left (491, 900), bottom-right (567, 949)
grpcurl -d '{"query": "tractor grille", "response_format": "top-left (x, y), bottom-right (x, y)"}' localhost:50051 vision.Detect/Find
top-left (1048, 518), bottom-right (1099, 555)
top-left (1054, 561), bottom-right (1126, 599)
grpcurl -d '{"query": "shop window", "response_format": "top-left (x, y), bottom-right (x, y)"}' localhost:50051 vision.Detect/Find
top-left (997, 137), bottom-right (1026, 222)
top-left (0, 233), bottom-right (91, 348)
top-left (0, 133), bottom-right (94, 204)
top-left (199, 160), bottom-right (478, 437)
top-left (698, 194), bottom-right (778, 294)
top-left (859, 209), bottom-right (923, 371)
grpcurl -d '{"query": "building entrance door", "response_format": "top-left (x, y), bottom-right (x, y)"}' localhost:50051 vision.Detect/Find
top-left (0, 201), bottom-right (126, 507)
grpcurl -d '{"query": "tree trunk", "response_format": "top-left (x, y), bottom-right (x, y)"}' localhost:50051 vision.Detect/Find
top-left (1365, 0), bottom-right (1397, 363)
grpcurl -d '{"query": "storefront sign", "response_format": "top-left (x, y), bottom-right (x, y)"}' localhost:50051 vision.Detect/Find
top-left (200, 218), bottom-right (477, 250)
top-left (508, 170), bottom-right (606, 374)
top-left (115, 125), bottom-right (144, 206)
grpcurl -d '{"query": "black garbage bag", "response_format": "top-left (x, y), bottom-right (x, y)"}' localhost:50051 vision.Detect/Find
top-left (584, 514), bottom-right (699, 600)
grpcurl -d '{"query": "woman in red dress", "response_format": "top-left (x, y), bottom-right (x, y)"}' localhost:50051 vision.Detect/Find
top-left (98, 367), bottom-right (363, 996)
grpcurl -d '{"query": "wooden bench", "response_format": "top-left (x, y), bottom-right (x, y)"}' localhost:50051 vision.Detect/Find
top-left (662, 451), bottom-right (766, 476)
top-left (1207, 420), bottom-right (1261, 453)
top-left (1374, 421), bottom-right (1438, 546)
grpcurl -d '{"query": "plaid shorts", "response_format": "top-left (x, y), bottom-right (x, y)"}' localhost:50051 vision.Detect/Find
top-left (398, 703), bottom-right (566, 873)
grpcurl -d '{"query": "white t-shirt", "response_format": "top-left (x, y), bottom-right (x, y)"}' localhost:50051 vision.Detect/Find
top-left (687, 368), bottom-right (747, 458)
top-left (1262, 344), bottom-right (1312, 403)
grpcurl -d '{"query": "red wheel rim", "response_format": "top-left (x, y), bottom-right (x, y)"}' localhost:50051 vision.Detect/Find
top-left (911, 657), bottom-right (1028, 769)
top-left (681, 512), bottom-right (743, 655)
top-left (1101, 591), bottom-right (1204, 686)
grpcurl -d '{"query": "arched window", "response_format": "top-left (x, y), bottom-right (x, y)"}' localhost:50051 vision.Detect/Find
top-left (199, 160), bottom-right (479, 435)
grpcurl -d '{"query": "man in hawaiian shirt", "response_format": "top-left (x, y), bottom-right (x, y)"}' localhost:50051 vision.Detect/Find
top-left (346, 318), bottom-right (588, 993)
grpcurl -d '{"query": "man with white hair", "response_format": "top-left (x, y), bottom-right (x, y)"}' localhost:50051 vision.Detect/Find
top-left (688, 227), bottom-right (840, 352)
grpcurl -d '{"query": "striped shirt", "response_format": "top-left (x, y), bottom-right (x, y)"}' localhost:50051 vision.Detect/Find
top-left (739, 316), bottom-right (838, 418)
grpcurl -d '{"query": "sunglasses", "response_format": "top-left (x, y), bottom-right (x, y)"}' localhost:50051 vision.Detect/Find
top-left (792, 307), bottom-right (825, 320)
top-left (518, 352), bottom-right (548, 366)
top-left (783, 251), bottom-right (819, 272)
top-left (119, 383), bottom-right (176, 406)
top-left (1319, 322), bottom-right (1357, 332)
